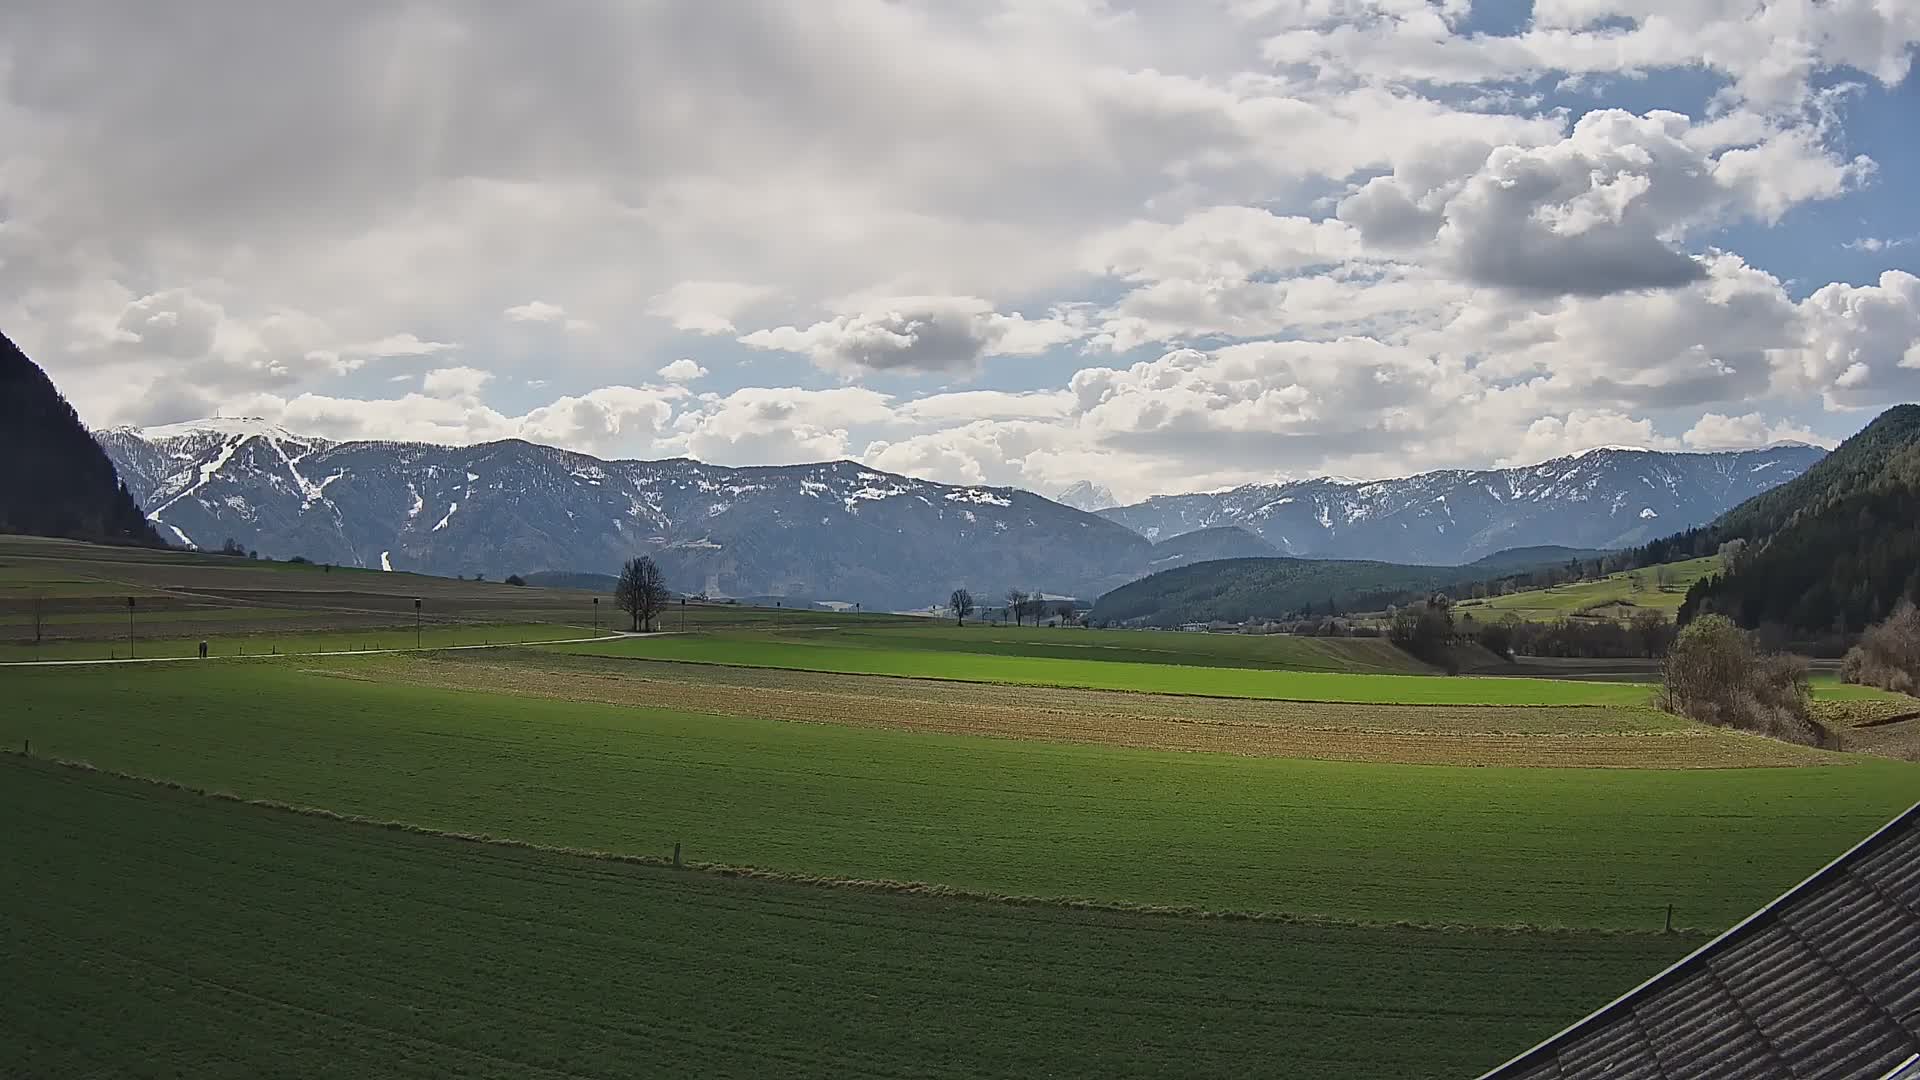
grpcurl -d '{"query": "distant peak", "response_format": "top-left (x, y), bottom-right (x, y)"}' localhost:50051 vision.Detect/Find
top-left (138, 416), bottom-right (314, 442)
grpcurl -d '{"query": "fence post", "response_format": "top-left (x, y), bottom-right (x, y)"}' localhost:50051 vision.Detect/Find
top-left (673, 841), bottom-right (682, 868)
top-left (1665, 904), bottom-right (1674, 934)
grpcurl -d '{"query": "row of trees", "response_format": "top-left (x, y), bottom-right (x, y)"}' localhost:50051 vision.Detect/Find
top-left (946, 588), bottom-right (1078, 627)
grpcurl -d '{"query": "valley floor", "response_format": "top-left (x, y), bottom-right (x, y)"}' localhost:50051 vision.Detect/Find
top-left (8, 546), bottom-right (1919, 1079)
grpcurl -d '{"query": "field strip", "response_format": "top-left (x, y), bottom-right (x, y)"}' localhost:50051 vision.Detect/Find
top-left (336, 653), bottom-right (1834, 769)
top-left (546, 641), bottom-right (1658, 706)
top-left (0, 630), bottom-right (650, 667)
top-left (13, 660), bottom-right (1913, 930)
top-left (2, 750), bottom-right (1701, 936)
top-left (5, 754), bottom-right (1703, 1080)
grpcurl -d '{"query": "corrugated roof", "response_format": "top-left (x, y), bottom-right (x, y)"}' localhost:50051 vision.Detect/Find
top-left (1480, 801), bottom-right (1920, 1080)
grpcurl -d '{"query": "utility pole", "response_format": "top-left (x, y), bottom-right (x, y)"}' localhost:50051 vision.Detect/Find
top-left (680, 597), bottom-right (687, 633)
top-left (127, 596), bottom-right (136, 659)
top-left (413, 597), bottom-right (422, 649)
top-left (593, 596), bottom-right (599, 634)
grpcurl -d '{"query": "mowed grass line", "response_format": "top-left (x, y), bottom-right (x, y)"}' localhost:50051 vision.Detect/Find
top-left (8, 663), bottom-right (1915, 930)
top-left (555, 633), bottom-right (1661, 705)
top-left (2, 758), bottom-right (1698, 1080)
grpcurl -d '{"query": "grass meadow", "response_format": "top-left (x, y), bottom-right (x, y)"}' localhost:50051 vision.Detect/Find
top-left (4, 757), bottom-right (1700, 1080)
top-left (1460, 555), bottom-right (1722, 621)
top-left (555, 630), bottom-right (1670, 704)
top-left (9, 538), bottom-right (1919, 1079)
top-left (7, 661), bottom-right (1913, 931)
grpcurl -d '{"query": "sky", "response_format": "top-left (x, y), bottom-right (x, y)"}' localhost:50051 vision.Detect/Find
top-left (3, 1), bottom-right (1919, 504)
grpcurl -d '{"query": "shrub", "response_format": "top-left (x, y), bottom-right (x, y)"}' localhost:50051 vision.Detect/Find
top-left (1841, 601), bottom-right (1920, 695)
top-left (1659, 615), bottom-right (1826, 746)
top-left (1475, 618), bottom-right (1516, 659)
top-left (505, 574), bottom-right (527, 587)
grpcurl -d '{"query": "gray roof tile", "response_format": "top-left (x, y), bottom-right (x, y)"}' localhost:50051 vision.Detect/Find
top-left (1481, 803), bottom-right (1920, 1080)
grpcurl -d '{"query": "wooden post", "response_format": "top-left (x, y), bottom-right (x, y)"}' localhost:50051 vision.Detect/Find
top-left (673, 842), bottom-right (682, 868)
top-left (1665, 904), bottom-right (1674, 933)
top-left (22, 739), bottom-right (28, 757)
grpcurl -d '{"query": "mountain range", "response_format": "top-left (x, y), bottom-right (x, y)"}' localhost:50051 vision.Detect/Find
top-left (1096, 444), bottom-right (1825, 565)
top-left (93, 418), bottom-right (1823, 609)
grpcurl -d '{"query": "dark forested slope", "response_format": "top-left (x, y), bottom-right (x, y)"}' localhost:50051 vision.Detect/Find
top-left (1681, 405), bottom-right (1920, 634)
top-left (0, 332), bottom-right (161, 546)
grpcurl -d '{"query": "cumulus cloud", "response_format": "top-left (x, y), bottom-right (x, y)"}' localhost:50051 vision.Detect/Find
top-left (226, 383), bottom-right (683, 457)
top-left (1341, 110), bottom-right (1868, 298)
top-left (1682, 412), bottom-right (1835, 450)
top-left (669, 387), bottom-right (896, 465)
top-left (647, 282), bottom-right (778, 335)
top-left (505, 301), bottom-right (566, 323)
top-left (3, 1), bottom-right (1911, 501)
top-left (739, 297), bottom-right (1085, 377)
top-left (1789, 271), bottom-right (1920, 408)
top-left (656, 358), bottom-right (709, 383)
top-left (421, 366), bottom-right (494, 399)
top-left (1259, 0), bottom-right (1920, 107)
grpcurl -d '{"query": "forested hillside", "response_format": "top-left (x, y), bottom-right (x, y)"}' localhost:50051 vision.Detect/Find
top-left (1088, 556), bottom-right (1476, 626)
top-left (0, 332), bottom-right (161, 546)
top-left (1681, 405), bottom-right (1920, 634)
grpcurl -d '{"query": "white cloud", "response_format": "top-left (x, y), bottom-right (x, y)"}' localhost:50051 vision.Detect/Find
top-left (669, 386), bottom-right (897, 465)
top-left (740, 297), bottom-right (1085, 377)
top-left (421, 366), bottom-right (494, 399)
top-left (3, 1), bottom-right (1911, 504)
top-left (647, 282), bottom-right (778, 335)
top-left (1682, 412), bottom-right (1835, 450)
top-left (656, 358), bottom-right (709, 383)
top-left (505, 301), bottom-right (560, 323)
top-left (1341, 110), bottom-right (1867, 298)
top-left (227, 383), bottom-right (683, 457)
top-left (1260, 0), bottom-right (1920, 107)
top-left (1789, 271), bottom-right (1920, 407)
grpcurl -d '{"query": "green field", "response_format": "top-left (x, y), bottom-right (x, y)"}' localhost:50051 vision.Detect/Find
top-left (1461, 555), bottom-right (1721, 622)
top-left (0, 621), bottom-right (609, 661)
top-left (9, 536), bottom-right (1918, 1079)
top-left (4, 757), bottom-right (1698, 1080)
top-left (776, 624), bottom-right (1435, 672)
top-left (8, 662), bottom-right (1913, 931)
top-left (555, 630), bottom-right (1674, 704)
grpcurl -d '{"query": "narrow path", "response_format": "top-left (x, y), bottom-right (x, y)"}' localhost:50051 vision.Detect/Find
top-left (0, 631), bottom-right (657, 668)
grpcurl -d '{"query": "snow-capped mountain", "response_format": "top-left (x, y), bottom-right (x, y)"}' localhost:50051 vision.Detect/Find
top-left (1054, 480), bottom-right (1118, 513)
top-left (94, 419), bottom-right (1825, 606)
top-left (1097, 445), bottom-right (1826, 564)
top-left (95, 421), bottom-right (1153, 608)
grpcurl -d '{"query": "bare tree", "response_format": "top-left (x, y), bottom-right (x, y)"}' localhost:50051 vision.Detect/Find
top-left (949, 588), bottom-right (975, 626)
top-left (616, 556), bottom-right (671, 632)
top-left (1006, 589), bottom-right (1027, 626)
